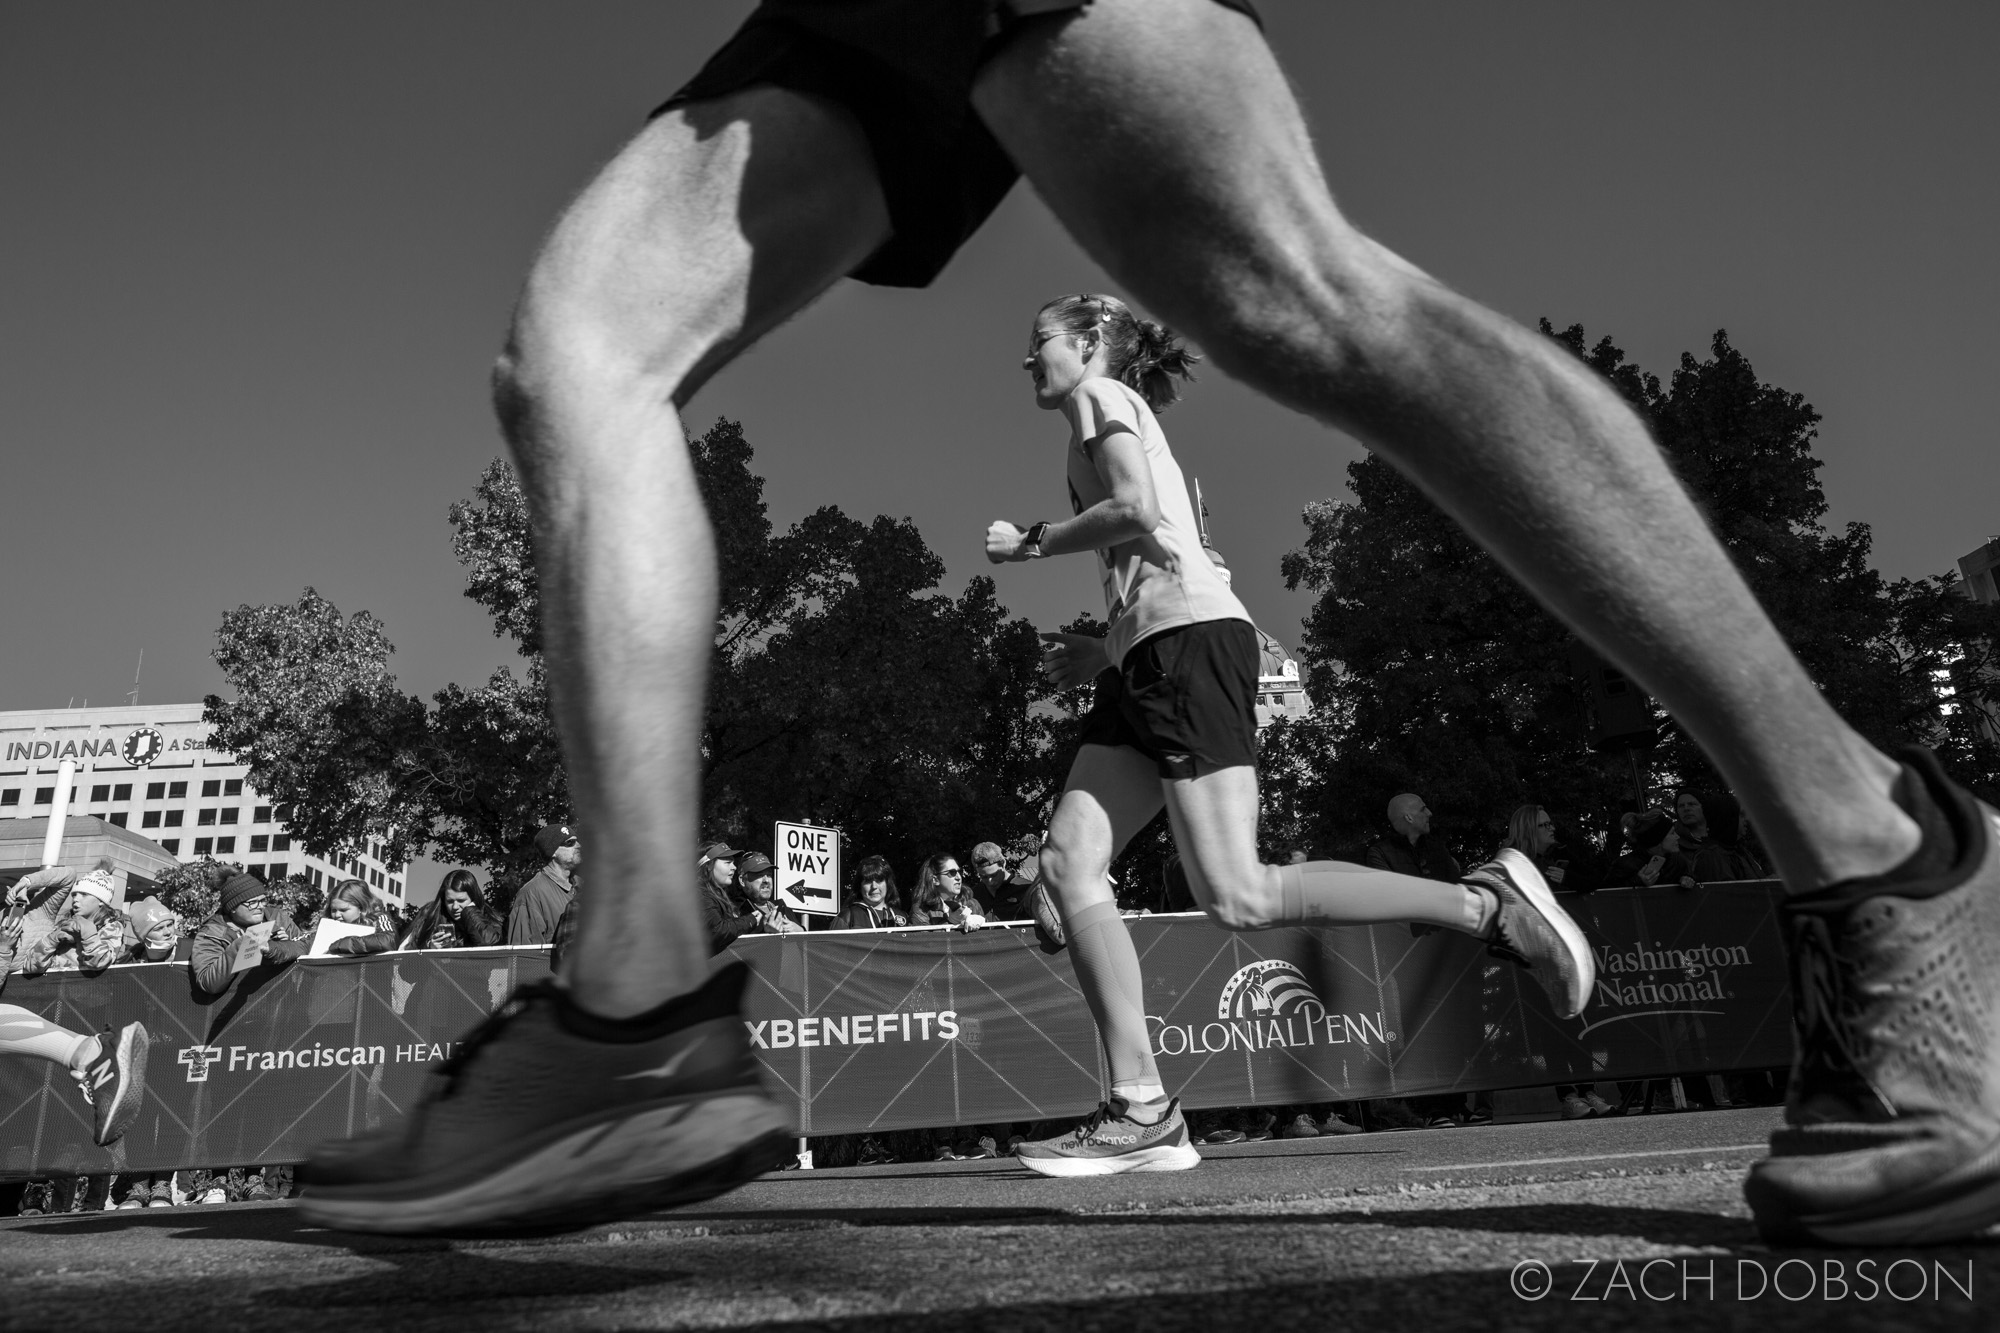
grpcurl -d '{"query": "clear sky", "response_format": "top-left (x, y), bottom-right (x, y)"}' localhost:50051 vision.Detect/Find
top-left (6, 4), bottom-right (1994, 748)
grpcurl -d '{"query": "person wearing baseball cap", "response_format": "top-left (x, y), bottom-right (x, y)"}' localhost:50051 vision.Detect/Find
top-left (695, 842), bottom-right (755, 954)
top-left (507, 823), bottom-right (583, 946)
top-left (735, 852), bottom-right (804, 935)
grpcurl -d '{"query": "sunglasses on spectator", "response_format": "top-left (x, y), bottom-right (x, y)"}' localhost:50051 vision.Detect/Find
top-left (940, 867), bottom-right (962, 878)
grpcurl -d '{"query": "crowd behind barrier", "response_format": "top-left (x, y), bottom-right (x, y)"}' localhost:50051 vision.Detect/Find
top-left (3, 790), bottom-right (1785, 1210)
top-left (4, 879), bottom-right (1793, 1194)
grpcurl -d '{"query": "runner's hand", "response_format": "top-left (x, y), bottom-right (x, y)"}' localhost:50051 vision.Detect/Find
top-left (1039, 632), bottom-right (1109, 688)
top-left (986, 521), bottom-right (1032, 564)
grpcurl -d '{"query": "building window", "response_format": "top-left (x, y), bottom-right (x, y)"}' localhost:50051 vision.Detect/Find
top-left (146, 782), bottom-right (165, 800)
top-left (389, 879), bottom-right (402, 897)
top-left (164, 810), bottom-right (183, 828)
top-left (91, 784), bottom-right (110, 802)
top-left (194, 837), bottom-right (213, 855)
top-left (270, 862), bottom-right (288, 881)
top-left (198, 809), bottom-right (216, 827)
top-left (35, 788), bottom-right (54, 805)
top-left (249, 863), bottom-right (267, 879)
top-left (254, 805), bottom-right (272, 824)
top-left (109, 812), bottom-right (129, 828)
top-left (168, 781), bottom-right (187, 799)
top-left (201, 780), bottom-right (220, 798)
top-left (142, 811), bottom-right (162, 828)
top-left (371, 869), bottom-right (382, 888)
top-left (273, 834), bottom-right (291, 852)
top-left (224, 779), bottom-right (243, 797)
top-left (161, 839), bottom-right (179, 855)
top-left (112, 783), bottom-right (131, 801)
top-left (220, 808), bottom-right (239, 825)
top-left (0, 789), bottom-right (16, 806)
top-left (250, 834), bottom-right (269, 853)
top-left (215, 837), bottom-right (236, 854)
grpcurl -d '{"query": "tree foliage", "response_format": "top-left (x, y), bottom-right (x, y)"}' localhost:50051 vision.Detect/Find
top-left (1269, 326), bottom-right (2000, 860)
top-left (207, 420), bottom-right (1073, 896)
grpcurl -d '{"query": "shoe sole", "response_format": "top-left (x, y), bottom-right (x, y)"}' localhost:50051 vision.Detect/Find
top-left (94, 1023), bottom-right (150, 1147)
top-left (1490, 848), bottom-right (1596, 1018)
top-left (1017, 1143), bottom-right (1202, 1177)
top-left (1748, 1134), bottom-right (2000, 1246)
top-left (299, 1092), bottom-right (794, 1236)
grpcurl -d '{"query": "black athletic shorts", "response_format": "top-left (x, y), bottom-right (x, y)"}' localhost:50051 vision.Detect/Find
top-left (655, 0), bottom-right (1263, 288)
top-left (1078, 620), bottom-right (1260, 780)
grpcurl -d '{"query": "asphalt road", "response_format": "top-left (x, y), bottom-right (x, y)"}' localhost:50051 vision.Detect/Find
top-left (5, 1107), bottom-right (1995, 1332)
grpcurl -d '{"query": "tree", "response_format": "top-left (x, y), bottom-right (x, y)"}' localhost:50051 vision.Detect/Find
top-left (206, 419), bottom-right (1073, 898)
top-left (1271, 326), bottom-right (2000, 860)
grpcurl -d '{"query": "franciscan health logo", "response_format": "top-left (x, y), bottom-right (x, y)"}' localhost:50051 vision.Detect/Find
top-left (176, 1041), bottom-right (458, 1082)
top-left (1580, 940), bottom-right (1752, 1035)
top-left (1150, 958), bottom-right (1395, 1058)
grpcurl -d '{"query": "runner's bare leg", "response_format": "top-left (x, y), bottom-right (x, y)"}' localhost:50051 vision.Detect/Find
top-left (973, 0), bottom-right (1915, 896)
top-left (494, 91), bottom-right (890, 1016)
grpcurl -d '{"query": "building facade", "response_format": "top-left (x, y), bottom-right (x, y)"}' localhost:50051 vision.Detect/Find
top-left (0, 703), bottom-right (405, 900)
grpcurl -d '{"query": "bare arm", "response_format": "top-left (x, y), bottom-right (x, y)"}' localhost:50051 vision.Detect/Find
top-left (988, 425), bottom-right (1160, 563)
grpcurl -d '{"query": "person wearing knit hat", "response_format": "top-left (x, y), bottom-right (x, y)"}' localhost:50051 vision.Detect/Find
top-left (188, 871), bottom-right (309, 996)
top-left (11, 862), bottom-right (173, 976)
top-left (508, 823), bottom-right (583, 946)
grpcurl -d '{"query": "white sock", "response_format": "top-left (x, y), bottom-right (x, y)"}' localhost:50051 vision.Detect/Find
top-left (1465, 885), bottom-right (1498, 935)
top-left (1113, 1080), bottom-right (1169, 1115)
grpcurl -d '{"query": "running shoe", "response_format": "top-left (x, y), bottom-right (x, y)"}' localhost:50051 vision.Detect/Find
top-left (1202, 1127), bottom-right (1248, 1145)
top-left (298, 961), bottom-right (793, 1235)
top-left (1318, 1111), bottom-right (1365, 1135)
top-left (1581, 1091), bottom-right (1616, 1117)
top-left (77, 1022), bottom-right (150, 1147)
top-left (1465, 849), bottom-right (1595, 1019)
top-left (1015, 1098), bottom-right (1200, 1177)
top-left (1279, 1113), bottom-right (1320, 1139)
top-left (1560, 1093), bottom-right (1593, 1120)
top-left (1746, 749), bottom-right (2000, 1246)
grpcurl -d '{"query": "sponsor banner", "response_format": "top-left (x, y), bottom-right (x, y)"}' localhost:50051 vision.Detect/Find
top-left (0, 884), bottom-right (1792, 1175)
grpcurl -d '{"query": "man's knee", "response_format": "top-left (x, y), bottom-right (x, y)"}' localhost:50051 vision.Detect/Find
top-left (1198, 871), bottom-right (1282, 932)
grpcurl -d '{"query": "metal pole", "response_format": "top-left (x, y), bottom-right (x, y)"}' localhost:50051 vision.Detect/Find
top-left (39, 759), bottom-right (76, 867)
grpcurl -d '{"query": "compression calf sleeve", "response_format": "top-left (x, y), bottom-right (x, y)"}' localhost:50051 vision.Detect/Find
top-left (1276, 861), bottom-right (1486, 933)
top-left (0, 1004), bottom-right (94, 1067)
top-left (1065, 900), bottom-right (1161, 1090)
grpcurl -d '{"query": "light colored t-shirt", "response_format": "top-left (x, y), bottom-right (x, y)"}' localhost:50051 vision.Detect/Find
top-left (1063, 377), bottom-right (1250, 667)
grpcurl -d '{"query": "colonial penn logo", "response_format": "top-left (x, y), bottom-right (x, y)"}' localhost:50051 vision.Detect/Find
top-left (1216, 959), bottom-right (1325, 1022)
top-left (1150, 958), bottom-right (1392, 1058)
top-left (123, 726), bottom-right (165, 768)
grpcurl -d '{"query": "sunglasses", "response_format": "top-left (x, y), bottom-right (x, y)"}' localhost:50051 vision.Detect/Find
top-left (940, 867), bottom-right (962, 878)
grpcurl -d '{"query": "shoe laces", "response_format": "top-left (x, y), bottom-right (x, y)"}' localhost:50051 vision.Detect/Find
top-left (1066, 1101), bottom-right (1120, 1145)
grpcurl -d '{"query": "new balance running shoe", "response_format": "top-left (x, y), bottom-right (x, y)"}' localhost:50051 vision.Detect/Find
top-left (1746, 749), bottom-right (2000, 1246)
top-left (1465, 849), bottom-right (1595, 1019)
top-left (298, 961), bottom-right (793, 1235)
top-left (78, 1021), bottom-right (150, 1147)
top-left (1015, 1097), bottom-right (1200, 1177)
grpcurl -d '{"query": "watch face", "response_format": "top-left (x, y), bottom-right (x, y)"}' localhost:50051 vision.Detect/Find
top-left (123, 727), bottom-right (165, 768)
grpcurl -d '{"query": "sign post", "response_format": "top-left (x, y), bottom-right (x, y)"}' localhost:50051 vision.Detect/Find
top-left (773, 820), bottom-right (841, 918)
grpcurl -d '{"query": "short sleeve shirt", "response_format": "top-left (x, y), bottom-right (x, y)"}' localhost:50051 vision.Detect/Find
top-left (1063, 378), bottom-right (1251, 667)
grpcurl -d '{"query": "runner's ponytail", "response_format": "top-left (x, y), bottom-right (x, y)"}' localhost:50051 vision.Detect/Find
top-left (1037, 293), bottom-right (1201, 412)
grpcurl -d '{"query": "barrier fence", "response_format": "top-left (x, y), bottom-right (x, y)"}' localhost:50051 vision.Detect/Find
top-left (0, 881), bottom-right (1794, 1177)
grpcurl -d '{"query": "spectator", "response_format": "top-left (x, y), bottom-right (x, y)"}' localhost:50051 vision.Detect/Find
top-left (317, 879), bottom-right (408, 956)
top-left (1674, 790), bottom-right (1766, 882)
top-left (833, 855), bottom-right (904, 930)
top-left (1496, 805), bottom-right (1602, 894)
top-left (395, 870), bottom-right (503, 952)
top-left (696, 842), bottom-right (757, 953)
top-left (507, 823), bottom-right (581, 945)
top-left (741, 851), bottom-right (807, 934)
top-left (1611, 812), bottom-right (1699, 890)
top-left (190, 873), bottom-right (308, 996)
top-left (11, 865), bottom-right (175, 975)
top-left (909, 853), bottom-right (986, 930)
top-left (1365, 793), bottom-right (1463, 882)
top-left (966, 841), bottom-right (1030, 921)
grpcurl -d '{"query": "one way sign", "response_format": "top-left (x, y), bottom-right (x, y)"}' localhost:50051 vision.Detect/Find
top-left (773, 820), bottom-right (841, 916)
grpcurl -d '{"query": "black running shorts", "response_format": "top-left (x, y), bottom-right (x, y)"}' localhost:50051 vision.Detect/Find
top-left (655, 0), bottom-right (1262, 288)
top-left (1078, 620), bottom-right (1260, 780)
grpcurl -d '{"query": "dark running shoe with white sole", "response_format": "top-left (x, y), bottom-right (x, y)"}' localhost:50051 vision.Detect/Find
top-left (1015, 1097), bottom-right (1200, 1177)
top-left (78, 1021), bottom-right (150, 1147)
top-left (1746, 748), bottom-right (2000, 1246)
top-left (1465, 848), bottom-right (1596, 1020)
top-left (298, 961), bottom-right (793, 1235)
